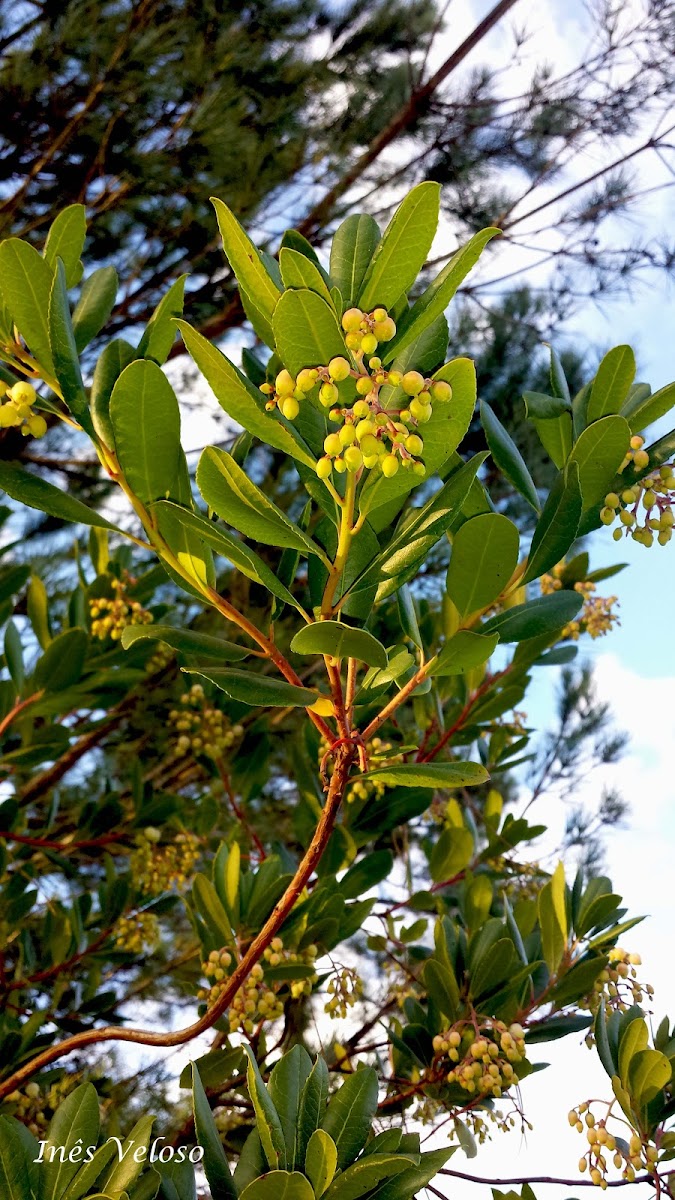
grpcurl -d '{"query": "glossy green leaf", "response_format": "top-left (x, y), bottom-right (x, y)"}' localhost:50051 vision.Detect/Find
top-left (339, 850), bottom-right (393, 899)
top-left (153, 502), bottom-right (304, 612)
top-left (587, 345), bottom-right (635, 424)
top-left (0, 1118), bottom-right (32, 1200)
top-left (212, 198), bottom-right (281, 326)
top-left (239, 1173), bottom-right (314, 1200)
top-left (0, 238), bottom-right (55, 372)
top-left (383, 226), bottom-right (500, 362)
top-left (176, 322), bottom-right (315, 469)
top-left (43, 204), bottom-right (86, 286)
top-left (423, 958), bottom-right (460, 1020)
top-left (273, 289), bottom-right (346, 378)
top-left (90, 338), bottom-right (135, 447)
top-left (48, 260), bottom-right (90, 426)
top-left (110, 361), bottom-right (182, 503)
top-left (73, 266), bottom-right (118, 352)
top-left (304, 1130), bottom-right (337, 1198)
top-left (568, 415), bottom-right (631, 509)
top-left (549, 344), bottom-right (571, 402)
top-left (100, 1115), bottom-right (155, 1200)
top-left (594, 1000), bottom-right (617, 1078)
top-left (34, 628), bottom-right (88, 691)
top-left (538, 862), bottom-right (567, 973)
top-left (324, 1155), bottom-right (410, 1200)
top-left (26, 573), bottom-right (50, 647)
top-left (268, 1045), bottom-right (314, 1170)
top-left (358, 183), bottom-right (440, 310)
top-left (4, 620), bottom-right (24, 692)
top-left (279, 248), bottom-right (333, 305)
top-left (121, 624), bottom-right (248, 661)
top-left (481, 592), bottom-right (583, 642)
top-left (619, 1018), bottom-right (650, 1089)
top-left (191, 1063), bottom-right (237, 1200)
top-left (523, 391), bottom-right (571, 420)
top-left (446, 513), bottom-right (519, 616)
top-left (290, 621), bottom-right (387, 668)
top-left (244, 1046), bottom-right (287, 1169)
top-left (532, 411), bottom-right (573, 470)
top-left (629, 1048), bottom-right (671, 1107)
top-left (433, 630), bottom-right (498, 677)
top-left (321, 1067), bottom-right (378, 1170)
top-left (297, 1056), bottom-right (329, 1169)
top-left (365, 1148), bottom-right (455, 1200)
top-left (61, 1142), bottom-right (119, 1200)
top-left (154, 491), bottom-right (216, 594)
top-left (329, 215), bottom-right (381, 307)
top-left (525, 1014), bottom-right (593, 1044)
top-left (136, 275), bottom-right (186, 364)
top-left (184, 667), bottom-right (318, 708)
top-left (191, 872), bottom-right (234, 945)
top-left (480, 401), bottom-right (540, 512)
top-left (522, 462), bottom-right (582, 584)
top-left (40, 1082), bottom-right (100, 1200)
top-left (363, 762), bottom-right (489, 790)
top-left (622, 379), bottom-right (675, 433)
top-left (429, 826), bottom-right (474, 883)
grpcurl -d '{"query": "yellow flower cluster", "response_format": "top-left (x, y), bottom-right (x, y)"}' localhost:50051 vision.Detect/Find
top-left (89, 577), bottom-right (153, 641)
top-left (130, 828), bottom-right (200, 894)
top-left (168, 683), bottom-right (243, 760)
top-left (324, 966), bottom-right (363, 1017)
top-left (571, 1104), bottom-right (658, 1186)
top-left (432, 1021), bottom-right (528, 1099)
top-left (198, 937), bottom-right (318, 1034)
top-left (3, 1076), bottom-right (75, 1136)
top-left (580, 948), bottom-right (652, 1021)
top-left (113, 910), bottom-right (160, 953)
top-left (600, 438), bottom-right (675, 547)
top-left (0, 380), bottom-right (48, 437)
top-left (259, 307), bottom-right (453, 482)
top-left (541, 568), bottom-right (618, 641)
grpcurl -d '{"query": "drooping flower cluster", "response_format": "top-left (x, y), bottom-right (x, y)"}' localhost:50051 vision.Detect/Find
top-left (113, 910), bottom-right (160, 953)
top-left (600, 437), bottom-right (675, 547)
top-left (540, 568), bottom-right (619, 640)
top-left (130, 827), bottom-right (201, 894)
top-left (89, 576), bottom-right (153, 641)
top-left (0, 380), bottom-right (48, 437)
top-left (168, 683), bottom-right (243, 760)
top-left (571, 1103), bottom-right (658, 1186)
top-left (259, 307), bottom-right (452, 482)
top-left (3, 1076), bottom-right (76, 1135)
top-left (580, 947), bottom-right (652, 1021)
top-left (198, 936), bottom-right (319, 1034)
top-left (320, 735), bottom-right (403, 804)
top-left (432, 1021), bottom-right (528, 1099)
top-left (324, 965), bottom-right (363, 1017)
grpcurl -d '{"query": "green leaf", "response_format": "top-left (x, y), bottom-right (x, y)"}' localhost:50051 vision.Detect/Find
top-left (383, 227), bottom-right (500, 362)
top-left (628, 1048), bottom-right (671, 1107)
top-left (480, 401), bottom-right (540, 512)
top-left (43, 204), bottom-right (86, 287)
top-left (153, 502), bottom-right (304, 613)
top-left (622, 380), bottom-right (675, 433)
top-left (358, 183), bottom-right (440, 310)
top-left (4, 620), bottom-right (24, 692)
top-left (531, 412), bottom-right (573, 470)
top-left (549, 344), bottom-right (571, 403)
top-left (363, 762), bottom-right (488, 790)
top-left (618, 1018), bottom-right (650, 1089)
top-left (594, 998), bottom-right (617, 1079)
top-left (244, 1046), bottom-right (287, 1169)
top-left (280, 248), bottom-right (333, 306)
top-left (154, 496), bottom-right (216, 594)
top-left (179, 1048), bottom-right (243, 1091)
top-left (446, 513), bottom-right (519, 616)
top-left (273, 289), bottom-right (346, 378)
top-left (290, 621), bottom-right (387, 668)
top-left (522, 391), bottom-right (571, 420)
top-left (90, 338), bottom-right (135, 447)
top-left (61, 1142), bottom-right (119, 1200)
top-left (423, 958), bottom-right (460, 1021)
top-left (49, 259), bottom-right (90, 426)
top-left (121, 624), bottom-right (248, 661)
top-left (137, 275), bottom-right (186, 364)
top-left (305, 1129), bottom-right (337, 1198)
top-left (365, 1149), bottom-right (455, 1200)
top-left (27, 573), bottom-right (50, 647)
top-left (481, 592), bottom-right (583, 642)
top-left (191, 1062), bottom-right (237, 1200)
top-left (568, 415), bottom-right (631, 509)
top-left (525, 1014), bottom-right (593, 1044)
top-left (109, 360), bottom-right (182, 504)
top-left (321, 1068), bottom-right (378, 1170)
top-left (522, 462), bottom-right (582, 584)
top-left (454, 1118), bottom-right (477, 1159)
top-left (212, 198), bottom-right (281, 329)
top-left (73, 266), bottom-right (118, 352)
top-left (0, 1117), bottom-right (32, 1200)
top-left (184, 667), bottom-right (318, 708)
top-left (197, 448), bottom-right (326, 560)
top-left (191, 874), bottom-right (234, 945)
top-left (268, 1045), bottom-right (314, 1170)
top-left (587, 346), bottom-right (636, 424)
top-left (34, 628), bottom-right (88, 691)
top-left (40, 1082), bottom-right (100, 1200)
top-left (329, 215), bottom-right (381, 308)
top-left (340, 850), bottom-right (393, 899)
top-left (429, 826), bottom-right (474, 883)
top-left (176, 322), bottom-right (315, 469)
top-left (239, 1173), bottom-right (314, 1200)
top-left (433, 631), bottom-right (498, 677)
top-left (297, 1056), bottom-right (329, 1169)
top-left (0, 238), bottom-right (55, 372)
top-left (0, 461), bottom-right (117, 530)
top-left (100, 1115), bottom-right (155, 1199)
top-left (538, 862), bottom-right (567, 973)
top-left (324, 1155), bottom-right (410, 1200)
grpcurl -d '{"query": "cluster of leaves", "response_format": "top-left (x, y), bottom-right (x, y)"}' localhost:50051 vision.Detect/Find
top-left (0, 189), bottom-right (674, 1200)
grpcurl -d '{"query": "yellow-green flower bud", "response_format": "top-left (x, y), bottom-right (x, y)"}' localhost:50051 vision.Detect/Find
top-left (342, 308), bottom-right (364, 332)
top-left (405, 434), bottom-right (423, 455)
top-left (281, 396), bottom-right (299, 420)
top-left (328, 356), bottom-right (351, 382)
top-left (360, 333), bottom-right (378, 355)
top-left (372, 307), bottom-right (388, 322)
top-left (339, 424), bottom-right (356, 446)
top-left (356, 419), bottom-right (375, 440)
top-left (373, 317), bottom-right (396, 342)
top-left (353, 399), bottom-right (370, 418)
top-left (324, 433), bottom-right (342, 457)
top-left (360, 433), bottom-right (380, 457)
top-left (345, 332), bottom-right (361, 350)
top-left (402, 371), bottom-right (425, 396)
top-left (356, 376), bottom-right (372, 396)
top-left (410, 398), bottom-right (432, 423)
top-left (431, 380), bottom-right (452, 402)
top-left (320, 382), bottom-right (339, 407)
top-left (297, 368), bottom-right (319, 392)
top-left (275, 369), bottom-right (295, 396)
top-left (316, 457), bottom-right (332, 479)
top-left (333, 456), bottom-right (346, 473)
top-left (9, 381), bottom-right (37, 405)
top-left (344, 445), bottom-right (363, 472)
top-left (381, 454), bottom-right (399, 478)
